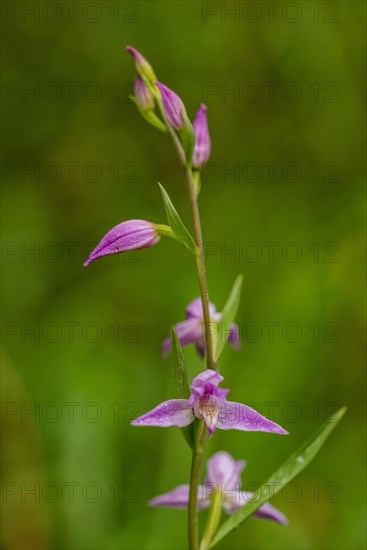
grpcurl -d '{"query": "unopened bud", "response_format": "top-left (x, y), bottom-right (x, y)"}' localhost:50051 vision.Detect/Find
top-left (135, 76), bottom-right (154, 111)
top-left (126, 46), bottom-right (157, 85)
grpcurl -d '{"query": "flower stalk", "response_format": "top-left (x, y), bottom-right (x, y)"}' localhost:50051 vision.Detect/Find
top-left (158, 90), bottom-right (217, 549)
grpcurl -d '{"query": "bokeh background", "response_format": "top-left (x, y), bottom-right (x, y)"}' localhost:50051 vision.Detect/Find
top-left (1, 1), bottom-right (366, 549)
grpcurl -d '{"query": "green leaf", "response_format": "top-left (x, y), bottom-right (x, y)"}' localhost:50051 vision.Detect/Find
top-left (209, 406), bottom-right (347, 548)
top-left (170, 327), bottom-right (190, 399)
top-left (215, 274), bottom-right (243, 361)
top-left (158, 183), bottom-right (199, 255)
top-left (170, 327), bottom-right (195, 449)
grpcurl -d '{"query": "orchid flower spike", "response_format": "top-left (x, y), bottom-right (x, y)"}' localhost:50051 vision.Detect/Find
top-left (162, 297), bottom-right (240, 358)
top-left (192, 104), bottom-right (211, 169)
top-left (132, 369), bottom-right (288, 437)
top-left (149, 451), bottom-right (288, 525)
top-left (126, 46), bottom-right (157, 85)
top-left (84, 220), bottom-right (160, 266)
top-left (155, 82), bottom-right (187, 130)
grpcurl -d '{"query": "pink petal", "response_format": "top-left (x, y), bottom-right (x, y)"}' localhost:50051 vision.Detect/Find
top-left (224, 491), bottom-right (288, 525)
top-left (195, 342), bottom-right (206, 358)
top-left (253, 501), bottom-right (288, 525)
top-left (131, 399), bottom-right (194, 428)
top-left (149, 485), bottom-right (189, 509)
top-left (217, 401), bottom-right (288, 435)
top-left (189, 369), bottom-right (223, 402)
top-left (227, 323), bottom-right (241, 350)
top-left (162, 319), bottom-right (202, 357)
top-left (186, 297), bottom-right (217, 320)
top-left (205, 451), bottom-right (246, 491)
top-left (149, 484), bottom-right (209, 511)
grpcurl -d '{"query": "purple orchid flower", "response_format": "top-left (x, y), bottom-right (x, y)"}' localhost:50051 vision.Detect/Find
top-left (134, 75), bottom-right (154, 111)
top-left (149, 451), bottom-right (288, 525)
top-left (126, 46), bottom-right (156, 84)
top-left (162, 297), bottom-right (240, 358)
top-left (132, 369), bottom-right (288, 436)
top-left (155, 82), bottom-right (187, 130)
top-left (84, 219), bottom-right (160, 266)
top-left (192, 104), bottom-right (211, 169)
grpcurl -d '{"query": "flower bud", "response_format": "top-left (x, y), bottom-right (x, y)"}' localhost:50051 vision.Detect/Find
top-left (192, 104), bottom-right (211, 169)
top-left (84, 220), bottom-right (160, 266)
top-left (126, 46), bottom-right (157, 85)
top-left (134, 76), bottom-right (154, 111)
top-left (155, 82), bottom-right (186, 130)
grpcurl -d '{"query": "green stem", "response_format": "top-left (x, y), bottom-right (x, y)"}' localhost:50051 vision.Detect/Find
top-left (184, 166), bottom-right (215, 371)
top-left (199, 490), bottom-right (222, 550)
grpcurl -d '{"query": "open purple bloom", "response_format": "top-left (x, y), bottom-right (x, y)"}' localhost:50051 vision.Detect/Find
top-left (149, 451), bottom-right (288, 525)
top-left (84, 219), bottom-right (160, 266)
top-left (134, 75), bottom-right (154, 111)
top-left (162, 297), bottom-right (240, 358)
top-left (126, 46), bottom-right (156, 84)
top-left (192, 104), bottom-right (211, 169)
top-left (155, 82), bottom-right (186, 130)
top-left (132, 369), bottom-right (288, 436)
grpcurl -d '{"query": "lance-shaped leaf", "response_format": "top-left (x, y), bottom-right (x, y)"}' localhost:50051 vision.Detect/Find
top-left (170, 327), bottom-right (196, 449)
top-left (209, 406), bottom-right (347, 548)
top-left (216, 274), bottom-right (243, 361)
top-left (158, 183), bottom-right (199, 255)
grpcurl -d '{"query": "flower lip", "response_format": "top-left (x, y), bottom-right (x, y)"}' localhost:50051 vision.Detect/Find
top-left (196, 395), bottom-right (222, 435)
top-left (204, 383), bottom-right (214, 395)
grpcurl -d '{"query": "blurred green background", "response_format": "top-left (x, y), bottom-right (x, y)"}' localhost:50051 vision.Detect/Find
top-left (1, 1), bottom-right (365, 549)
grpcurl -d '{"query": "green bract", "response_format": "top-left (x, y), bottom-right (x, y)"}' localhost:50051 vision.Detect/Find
top-left (158, 183), bottom-right (199, 255)
top-left (170, 327), bottom-right (196, 449)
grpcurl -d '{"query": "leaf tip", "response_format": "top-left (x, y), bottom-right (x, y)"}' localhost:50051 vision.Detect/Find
top-left (333, 406), bottom-right (348, 421)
